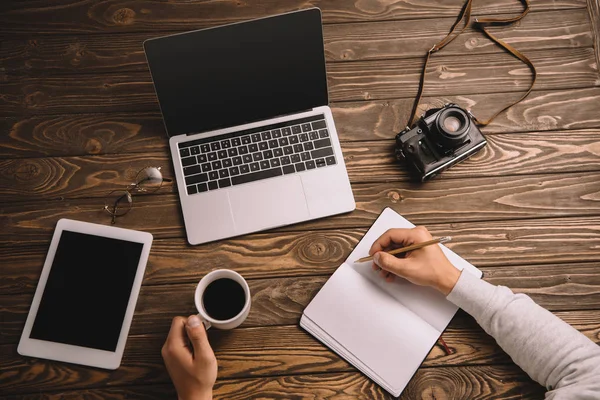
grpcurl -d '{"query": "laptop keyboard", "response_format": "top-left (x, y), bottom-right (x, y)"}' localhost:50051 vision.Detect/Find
top-left (178, 115), bottom-right (337, 195)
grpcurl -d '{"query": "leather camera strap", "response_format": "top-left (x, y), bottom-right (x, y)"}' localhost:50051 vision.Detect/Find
top-left (406, 0), bottom-right (537, 128)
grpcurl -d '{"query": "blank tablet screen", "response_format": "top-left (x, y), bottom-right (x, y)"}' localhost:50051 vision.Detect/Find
top-left (30, 231), bottom-right (144, 351)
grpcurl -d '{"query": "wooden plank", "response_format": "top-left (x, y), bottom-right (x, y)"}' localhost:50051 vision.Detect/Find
top-left (2, 385), bottom-right (176, 400)
top-left (2, 88), bottom-right (600, 158)
top-left (0, 112), bottom-right (166, 158)
top-left (0, 72), bottom-right (158, 117)
top-left (1, 48), bottom-right (597, 116)
top-left (0, 148), bottom-right (600, 202)
top-left (482, 264), bottom-right (600, 311)
top-left (325, 47), bottom-right (597, 103)
top-left (4, 296), bottom-right (599, 394)
top-left (2, 217), bottom-right (600, 290)
top-left (3, 143), bottom-right (600, 200)
top-left (0, 0), bottom-right (586, 34)
top-left (1, 8), bottom-right (593, 75)
top-left (323, 7), bottom-right (594, 62)
top-left (3, 307), bottom-right (590, 393)
top-left (0, 332), bottom-right (550, 398)
top-left (213, 367), bottom-right (545, 400)
top-left (0, 364), bottom-right (546, 399)
top-left (2, 121), bottom-right (600, 182)
top-left (588, 0), bottom-right (600, 68)
top-left (0, 153), bottom-right (177, 201)
top-left (331, 88), bottom-right (600, 140)
top-left (1, 295), bottom-right (593, 393)
top-left (2, 132), bottom-right (600, 198)
top-left (2, 172), bottom-right (600, 243)
top-left (3, 267), bottom-right (600, 344)
top-left (343, 131), bottom-right (600, 182)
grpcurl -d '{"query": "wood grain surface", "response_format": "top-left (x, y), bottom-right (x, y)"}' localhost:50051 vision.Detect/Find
top-left (6, 306), bottom-right (596, 394)
top-left (2, 88), bottom-right (599, 153)
top-left (2, 47), bottom-right (597, 116)
top-left (211, 366), bottom-right (546, 400)
top-left (1, 386), bottom-right (177, 400)
top-left (2, 218), bottom-right (600, 288)
top-left (0, 0), bottom-right (587, 34)
top-left (0, 365), bottom-right (546, 400)
top-left (2, 124), bottom-right (600, 181)
top-left (2, 147), bottom-right (600, 200)
top-left (2, 179), bottom-right (600, 244)
top-left (1, 309), bottom-right (596, 396)
top-left (1, 8), bottom-right (593, 75)
top-left (0, 357), bottom-right (547, 399)
top-left (2, 0), bottom-right (599, 398)
top-left (588, 0), bottom-right (600, 67)
top-left (3, 266), bottom-right (600, 343)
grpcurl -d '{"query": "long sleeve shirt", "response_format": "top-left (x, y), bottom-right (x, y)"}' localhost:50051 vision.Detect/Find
top-left (447, 271), bottom-right (600, 399)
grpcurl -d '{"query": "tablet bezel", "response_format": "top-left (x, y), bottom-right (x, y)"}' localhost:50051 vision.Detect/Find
top-left (17, 219), bottom-right (153, 370)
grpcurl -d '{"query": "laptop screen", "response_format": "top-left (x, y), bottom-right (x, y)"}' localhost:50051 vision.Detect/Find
top-left (144, 8), bottom-right (328, 137)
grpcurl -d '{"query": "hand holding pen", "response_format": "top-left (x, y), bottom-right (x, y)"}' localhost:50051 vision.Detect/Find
top-left (363, 226), bottom-right (461, 296)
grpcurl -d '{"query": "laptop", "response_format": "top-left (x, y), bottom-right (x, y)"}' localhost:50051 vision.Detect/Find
top-left (144, 8), bottom-right (355, 245)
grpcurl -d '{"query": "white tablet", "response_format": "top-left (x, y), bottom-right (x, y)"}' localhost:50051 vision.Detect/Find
top-left (18, 219), bottom-right (153, 370)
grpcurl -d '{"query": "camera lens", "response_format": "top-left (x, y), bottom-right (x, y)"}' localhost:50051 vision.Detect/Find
top-left (443, 116), bottom-right (462, 133)
top-left (433, 106), bottom-right (470, 149)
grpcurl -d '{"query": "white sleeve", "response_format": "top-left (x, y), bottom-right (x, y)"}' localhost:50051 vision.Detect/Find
top-left (447, 271), bottom-right (600, 399)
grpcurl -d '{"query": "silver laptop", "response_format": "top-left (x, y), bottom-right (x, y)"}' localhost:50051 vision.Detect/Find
top-left (144, 8), bottom-right (355, 245)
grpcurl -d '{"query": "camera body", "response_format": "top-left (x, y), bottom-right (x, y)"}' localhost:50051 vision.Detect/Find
top-left (395, 104), bottom-right (487, 181)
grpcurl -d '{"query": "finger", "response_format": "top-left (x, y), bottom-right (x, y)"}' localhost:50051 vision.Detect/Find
top-left (368, 228), bottom-right (413, 255)
top-left (163, 316), bottom-right (193, 364)
top-left (373, 251), bottom-right (410, 277)
top-left (185, 315), bottom-right (213, 359)
top-left (369, 226), bottom-right (434, 255)
top-left (165, 316), bottom-right (188, 347)
top-left (385, 272), bottom-right (395, 282)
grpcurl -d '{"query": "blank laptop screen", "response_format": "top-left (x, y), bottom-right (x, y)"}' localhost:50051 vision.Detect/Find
top-left (144, 8), bottom-right (328, 137)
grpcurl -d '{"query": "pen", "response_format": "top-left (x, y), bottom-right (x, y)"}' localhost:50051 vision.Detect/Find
top-left (354, 236), bottom-right (452, 263)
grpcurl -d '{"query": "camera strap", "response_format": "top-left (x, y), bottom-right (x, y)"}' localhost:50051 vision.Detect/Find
top-left (406, 0), bottom-right (537, 128)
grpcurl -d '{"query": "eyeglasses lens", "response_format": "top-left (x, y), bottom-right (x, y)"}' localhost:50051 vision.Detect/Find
top-left (135, 167), bottom-right (163, 192)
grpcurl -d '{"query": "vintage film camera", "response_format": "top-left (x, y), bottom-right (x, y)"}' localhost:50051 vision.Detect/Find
top-left (395, 104), bottom-right (487, 181)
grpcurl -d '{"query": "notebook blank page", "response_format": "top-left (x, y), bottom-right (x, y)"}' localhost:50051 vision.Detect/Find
top-left (348, 208), bottom-right (482, 332)
top-left (303, 263), bottom-right (440, 392)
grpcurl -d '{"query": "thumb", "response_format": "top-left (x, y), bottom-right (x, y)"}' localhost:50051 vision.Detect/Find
top-left (374, 252), bottom-right (409, 276)
top-left (185, 315), bottom-right (211, 355)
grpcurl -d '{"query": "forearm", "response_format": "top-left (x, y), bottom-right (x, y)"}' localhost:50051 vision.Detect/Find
top-left (447, 271), bottom-right (600, 398)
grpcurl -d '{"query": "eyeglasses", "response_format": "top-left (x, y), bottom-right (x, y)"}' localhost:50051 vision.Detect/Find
top-left (103, 166), bottom-right (172, 225)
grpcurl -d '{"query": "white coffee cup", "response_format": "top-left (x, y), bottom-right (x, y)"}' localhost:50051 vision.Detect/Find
top-left (194, 269), bottom-right (251, 330)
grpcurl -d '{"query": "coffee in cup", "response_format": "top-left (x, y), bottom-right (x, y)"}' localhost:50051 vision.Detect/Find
top-left (194, 269), bottom-right (251, 330)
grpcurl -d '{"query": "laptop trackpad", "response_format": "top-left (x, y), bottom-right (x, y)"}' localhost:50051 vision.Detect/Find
top-left (228, 176), bottom-right (309, 233)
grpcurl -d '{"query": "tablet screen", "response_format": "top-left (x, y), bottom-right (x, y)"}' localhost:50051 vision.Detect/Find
top-left (30, 230), bottom-right (144, 351)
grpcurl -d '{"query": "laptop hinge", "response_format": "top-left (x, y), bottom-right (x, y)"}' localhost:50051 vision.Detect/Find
top-left (273, 108), bottom-right (314, 120)
top-left (185, 108), bottom-right (315, 136)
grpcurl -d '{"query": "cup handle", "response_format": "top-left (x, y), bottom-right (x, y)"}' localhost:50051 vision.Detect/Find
top-left (198, 315), bottom-right (211, 330)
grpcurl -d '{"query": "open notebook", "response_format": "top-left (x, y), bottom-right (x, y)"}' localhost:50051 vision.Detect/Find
top-left (300, 207), bottom-right (482, 397)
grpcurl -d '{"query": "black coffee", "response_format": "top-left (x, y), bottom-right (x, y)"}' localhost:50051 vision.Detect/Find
top-left (202, 278), bottom-right (246, 321)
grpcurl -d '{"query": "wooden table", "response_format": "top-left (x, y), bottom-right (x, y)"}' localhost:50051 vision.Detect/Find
top-left (2, 0), bottom-right (600, 398)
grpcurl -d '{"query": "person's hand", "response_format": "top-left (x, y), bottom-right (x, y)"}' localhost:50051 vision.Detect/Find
top-left (368, 226), bottom-right (461, 295)
top-left (162, 315), bottom-right (217, 400)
